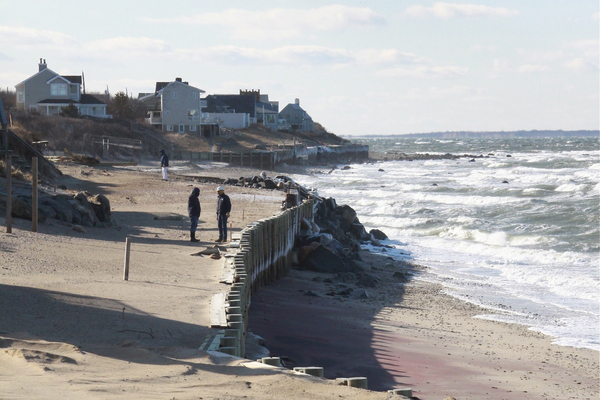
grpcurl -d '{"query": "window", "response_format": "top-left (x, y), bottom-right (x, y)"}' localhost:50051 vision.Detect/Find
top-left (178, 124), bottom-right (185, 133)
top-left (192, 92), bottom-right (199, 99)
top-left (50, 83), bottom-right (67, 96)
top-left (166, 125), bottom-right (174, 132)
top-left (17, 90), bottom-right (24, 103)
top-left (171, 92), bottom-right (178, 99)
top-left (190, 124), bottom-right (197, 132)
top-left (188, 109), bottom-right (198, 120)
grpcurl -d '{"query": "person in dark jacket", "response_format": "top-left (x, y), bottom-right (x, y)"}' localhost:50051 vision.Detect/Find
top-left (215, 186), bottom-right (231, 242)
top-left (188, 187), bottom-right (201, 242)
top-left (159, 149), bottom-right (169, 181)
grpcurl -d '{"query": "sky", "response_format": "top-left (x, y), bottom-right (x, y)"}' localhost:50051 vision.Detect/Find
top-left (0, 1), bottom-right (598, 136)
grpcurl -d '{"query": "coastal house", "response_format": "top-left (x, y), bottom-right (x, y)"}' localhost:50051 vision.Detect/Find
top-left (204, 89), bottom-right (279, 130)
top-left (139, 78), bottom-right (219, 137)
top-left (279, 99), bottom-right (314, 132)
top-left (15, 59), bottom-right (108, 118)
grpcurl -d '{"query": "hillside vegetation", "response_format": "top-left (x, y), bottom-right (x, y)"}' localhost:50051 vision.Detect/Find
top-left (10, 114), bottom-right (348, 159)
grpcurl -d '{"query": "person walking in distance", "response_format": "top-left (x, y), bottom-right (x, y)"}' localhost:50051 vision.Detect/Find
top-left (215, 186), bottom-right (231, 242)
top-left (159, 149), bottom-right (169, 181)
top-left (188, 187), bottom-right (201, 242)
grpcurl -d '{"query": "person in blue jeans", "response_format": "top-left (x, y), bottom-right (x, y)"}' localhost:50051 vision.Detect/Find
top-left (188, 187), bottom-right (201, 242)
top-left (215, 186), bottom-right (231, 242)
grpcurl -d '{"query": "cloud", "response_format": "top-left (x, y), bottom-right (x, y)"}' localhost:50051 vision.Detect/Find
top-left (592, 12), bottom-right (599, 21)
top-left (376, 65), bottom-right (469, 79)
top-left (0, 26), bottom-right (79, 47)
top-left (564, 39), bottom-right (600, 58)
top-left (517, 64), bottom-right (550, 73)
top-left (87, 37), bottom-right (172, 54)
top-left (404, 2), bottom-right (519, 19)
top-left (142, 5), bottom-right (385, 40)
top-left (564, 58), bottom-right (599, 73)
top-left (354, 49), bottom-right (428, 65)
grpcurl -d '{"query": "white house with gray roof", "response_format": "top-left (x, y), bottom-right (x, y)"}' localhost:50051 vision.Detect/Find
top-left (139, 78), bottom-right (219, 136)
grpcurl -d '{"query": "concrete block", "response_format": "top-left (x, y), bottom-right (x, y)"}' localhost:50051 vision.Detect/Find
top-left (219, 336), bottom-right (237, 348)
top-left (388, 388), bottom-right (413, 397)
top-left (226, 313), bottom-right (243, 322)
top-left (346, 377), bottom-right (368, 389)
top-left (293, 366), bottom-right (324, 378)
top-left (218, 347), bottom-right (237, 356)
top-left (260, 357), bottom-right (281, 367)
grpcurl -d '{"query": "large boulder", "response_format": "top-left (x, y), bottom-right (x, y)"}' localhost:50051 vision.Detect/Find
top-left (88, 193), bottom-right (111, 223)
top-left (263, 179), bottom-right (277, 190)
top-left (334, 205), bottom-right (357, 231)
top-left (370, 229), bottom-right (388, 240)
top-left (45, 195), bottom-right (74, 223)
top-left (300, 243), bottom-right (350, 273)
top-left (349, 222), bottom-right (369, 240)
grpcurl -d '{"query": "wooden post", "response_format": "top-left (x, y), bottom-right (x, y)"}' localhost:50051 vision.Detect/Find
top-left (31, 157), bottom-right (38, 232)
top-left (5, 154), bottom-right (12, 233)
top-left (123, 237), bottom-right (131, 280)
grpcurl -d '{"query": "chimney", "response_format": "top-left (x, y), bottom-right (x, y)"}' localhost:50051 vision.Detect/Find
top-left (295, 98), bottom-right (300, 106)
top-left (175, 77), bottom-right (182, 82)
top-left (39, 58), bottom-right (47, 72)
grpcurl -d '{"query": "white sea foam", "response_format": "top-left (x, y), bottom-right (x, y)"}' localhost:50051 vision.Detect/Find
top-left (295, 136), bottom-right (600, 350)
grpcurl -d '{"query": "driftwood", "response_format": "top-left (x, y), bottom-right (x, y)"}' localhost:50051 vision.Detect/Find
top-left (64, 148), bottom-right (100, 164)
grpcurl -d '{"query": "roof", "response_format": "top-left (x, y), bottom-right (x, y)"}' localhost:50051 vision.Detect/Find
top-left (62, 75), bottom-right (82, 84)
top-left (15, 67), bottom-right (59, 87)
top-left (80, 94), bottom-right (105, 105)
top-left (205, 94), bottom-right (257, 116)
top-left (37, 94), bottom-right (105, 106)
top-left (37, 99), bottom-right (76, 104)
top-left (155, 82), bottom-right (169, 92)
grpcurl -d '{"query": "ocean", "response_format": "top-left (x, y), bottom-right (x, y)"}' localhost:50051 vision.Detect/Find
top-left (291, 136), bottom-right (599, 351)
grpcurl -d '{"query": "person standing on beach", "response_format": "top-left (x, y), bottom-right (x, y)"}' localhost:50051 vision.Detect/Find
top-left (188, 187), bottom-right (201, 242)
top-left (159, 149), bottom-right (169, 181)
top-left (215, 186), bottom-right (231, 242)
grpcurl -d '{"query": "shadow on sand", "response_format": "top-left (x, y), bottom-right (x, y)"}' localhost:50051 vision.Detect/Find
top-left (248, 246), bottom-right (422, 392)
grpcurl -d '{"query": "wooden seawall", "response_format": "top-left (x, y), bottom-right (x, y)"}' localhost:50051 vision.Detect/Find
top-left (212, 200), bottom-right (314, 358)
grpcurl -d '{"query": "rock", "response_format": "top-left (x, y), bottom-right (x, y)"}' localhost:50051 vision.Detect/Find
top-left (356, 272), bottom-right (379, 288)
top-left (393, 271), bottom-right (409, 283)
top-left (378, 168), bottom-right (384, 172)
top-left (88, 193), bottom-right (111, 223)
top-left (301, 244), bottom-right (349, 273)
top-left (263, 179), bottom-right (277, 189)
top-left (370, 229), bottom-right (388, 240)
top-left (44, 195), bottom-right (74, 223)
top-left (72, 225), bottom-right (86, 233)
top-left (341, 165), bottom-right (351, 170)
top-left (370, 237), bottom-right (381, 247)
top-left (324, 197), bottom-right (337, 212)
top-left (298, 218), bottom-right (313, 237)
top-left (349, 222), bottom-right (369, 240)
top-left (334, 204), bottom-right (357, 231)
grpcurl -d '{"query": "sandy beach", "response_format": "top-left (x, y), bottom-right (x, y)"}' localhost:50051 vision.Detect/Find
top-left (1, 161), bottom-right (598, 400)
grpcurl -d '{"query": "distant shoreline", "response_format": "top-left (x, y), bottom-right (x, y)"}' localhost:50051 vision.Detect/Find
top-left (345, 130), bottom-right (599, 139)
